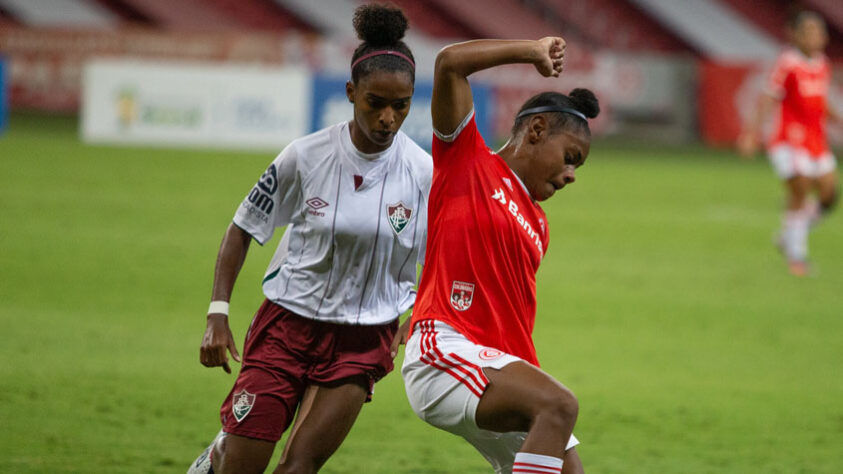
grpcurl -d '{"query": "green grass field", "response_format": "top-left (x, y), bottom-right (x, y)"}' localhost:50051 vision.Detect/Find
top-left (1, 113), bottom-right (841, 473)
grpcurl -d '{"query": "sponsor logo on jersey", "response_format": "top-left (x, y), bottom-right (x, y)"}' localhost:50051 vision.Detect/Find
top-left (450, 280), bottom-right (475, 311)
top-left (387, 202), bottom-right (413, 235)
top-left (479, 348), bottom-right (504, 360)
top-left (232, 389), bottom-right (256, 422)
top-left (502, 177), bottom-right (513, 191)
top-left (305, 197), bottom-right (329, 217)
top-left (243, 164), bottom-right (277, 219)
top-left (258, 164), bottom-right (278, 194)
top-left (491, 188), bottom-right (543, 255)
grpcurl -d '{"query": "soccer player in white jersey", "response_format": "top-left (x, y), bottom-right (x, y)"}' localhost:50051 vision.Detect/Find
top-left (739, 10), bottom-right (841, 276)
top-left (187, 5), bottom-right (431, 474)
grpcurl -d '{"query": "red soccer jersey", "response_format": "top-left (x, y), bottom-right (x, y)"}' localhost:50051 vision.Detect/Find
top-left (766, 48), bottom-right (831, 157)
top-left (411, 114), bottom-right (549, 366)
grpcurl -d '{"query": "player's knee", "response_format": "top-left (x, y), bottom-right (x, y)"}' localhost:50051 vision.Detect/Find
top-left (535, 387), bottom-right (578, 428)
top-left (213, 438), bottom-right (271, 474)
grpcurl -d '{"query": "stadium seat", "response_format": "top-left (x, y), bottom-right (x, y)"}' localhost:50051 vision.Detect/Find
top-left (0, 0), bottom-right (118, 29)
top-left (116, 0), bottom-right (245, 31)
top-left (628, 0), bottom-right (780, 60)
top-left (424, 0), bottom-right (559, 39)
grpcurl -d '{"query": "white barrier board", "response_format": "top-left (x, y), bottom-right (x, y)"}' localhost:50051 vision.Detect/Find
top-left (82, 59), bottom-right (309, 150)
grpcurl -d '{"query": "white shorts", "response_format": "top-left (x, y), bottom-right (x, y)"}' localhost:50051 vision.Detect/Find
top-left (402, 320), bottom-right (579, 474)
top-left (768, 145), bottom-right (837, 180)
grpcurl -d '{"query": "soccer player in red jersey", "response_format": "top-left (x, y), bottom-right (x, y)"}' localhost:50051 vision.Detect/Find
top-left (739, 10), bottom-right (841, 276)
top-left (402, 37), bottom-right (599, 474)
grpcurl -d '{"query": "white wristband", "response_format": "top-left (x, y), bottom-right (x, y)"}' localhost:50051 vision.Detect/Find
top-left (208, 301), bottom-right (230, 316)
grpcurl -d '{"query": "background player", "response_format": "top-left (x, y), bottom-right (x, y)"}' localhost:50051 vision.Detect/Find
top-left (187, 4), bottom-right (431, 473)
top-left (402, 37), bottom-right (598, 474)
top-left (738, 10), bottom-right (841, 276)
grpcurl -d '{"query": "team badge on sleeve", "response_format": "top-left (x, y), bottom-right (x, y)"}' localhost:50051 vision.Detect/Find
top-left (232, 389), bottom-right (256, 422)
top-left (387, 202), bottom-right (413, 235)
top-left (450, 280), bottom-right (475, 311)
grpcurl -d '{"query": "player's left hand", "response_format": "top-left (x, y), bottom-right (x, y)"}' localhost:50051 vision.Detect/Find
top-left (534, 37), bottom-right (566, 78)
top-left (390, 318), bottom-right (412, 358)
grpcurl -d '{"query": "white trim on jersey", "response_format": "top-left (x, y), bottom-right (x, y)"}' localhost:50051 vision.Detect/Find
top-left (233, 122), bottom-right (432, 325)
top-left (433, 109), bottom-right (475, 143)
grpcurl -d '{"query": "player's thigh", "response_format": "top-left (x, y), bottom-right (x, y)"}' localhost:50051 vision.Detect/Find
top-left (214, 432), bottom-right (276, 474)
top-left (275, 379), bottom-right (369, 471)
top-left (785, 175), bottom-right (812, 208)
top-left (815, 170), bottom-right (839, 204)
top-left (476, 361), bottom-right (576, 433)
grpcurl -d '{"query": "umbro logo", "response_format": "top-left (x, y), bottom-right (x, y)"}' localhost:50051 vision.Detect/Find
top-left (306, 197), bottom-right (329, 217)
top-left (306, 197), bottom-right (329, 209)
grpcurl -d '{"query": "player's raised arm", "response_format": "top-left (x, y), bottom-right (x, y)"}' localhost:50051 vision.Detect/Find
top-left (432, 38), bottom-right (566, 136)
top-left (199, 223), bottom-right (250, 373)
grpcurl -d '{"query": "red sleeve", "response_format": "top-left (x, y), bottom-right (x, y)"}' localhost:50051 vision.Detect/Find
top-left (765, 52), bottom-right (792, 99)
top-left (432, 113), bottom-right (482, 170)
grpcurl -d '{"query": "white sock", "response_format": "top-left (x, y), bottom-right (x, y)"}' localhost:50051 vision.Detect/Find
top-left (782, 209), bottom-right (809, 262)
top-left (513, 452), bottom-right (563, 473)
top-left (803, 198), bottom-right (823, 227)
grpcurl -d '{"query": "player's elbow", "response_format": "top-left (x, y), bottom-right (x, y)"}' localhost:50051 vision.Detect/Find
top-left (434, 45), bottom-right (463, 77)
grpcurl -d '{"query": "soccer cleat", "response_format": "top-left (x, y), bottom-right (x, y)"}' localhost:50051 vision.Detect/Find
top-left (787, 260), bottom-right (810, 277)
top-left (187, 430), bottom-right (226, 474)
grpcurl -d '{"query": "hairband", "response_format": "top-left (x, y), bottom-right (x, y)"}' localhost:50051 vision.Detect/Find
top-left (351, 50), bottom-right (416, 70)
top-left (516, 105), bottom-right (587, 122)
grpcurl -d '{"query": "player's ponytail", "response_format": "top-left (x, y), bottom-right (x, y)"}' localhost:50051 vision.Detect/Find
top-left (350, 4), bottom-right (415, 84)
top-left (511, 89), bottom-right (600, 136)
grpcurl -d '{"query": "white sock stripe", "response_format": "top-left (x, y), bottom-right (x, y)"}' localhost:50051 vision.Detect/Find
top-left (513, 452), bottom-right (563, 473)
top-left (513, 467), bottom-right (560, 474)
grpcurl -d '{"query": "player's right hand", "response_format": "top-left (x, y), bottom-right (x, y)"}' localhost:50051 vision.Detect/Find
top-left (534, 37), bottom-right (566, 78)
top-left (737, 130), bottom-right (759, 159)
top-left (200, 313), bottom-right (242, 374)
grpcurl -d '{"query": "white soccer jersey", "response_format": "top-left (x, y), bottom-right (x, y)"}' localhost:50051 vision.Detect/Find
top-left (233, 122), bottom-right (432, 325)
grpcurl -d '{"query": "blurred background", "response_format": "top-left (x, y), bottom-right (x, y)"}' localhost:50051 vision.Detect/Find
top-left (2, 2), bottom-right (843, 473)
top-left (0, 0), bottom-right (841, 149)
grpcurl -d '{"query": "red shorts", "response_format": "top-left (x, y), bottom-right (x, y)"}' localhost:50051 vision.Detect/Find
top-left (220, 299), bottom-right (398, 442)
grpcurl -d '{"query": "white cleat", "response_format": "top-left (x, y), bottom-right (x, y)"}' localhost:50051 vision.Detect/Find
top-left (187, 430), bottom-right (226, 474)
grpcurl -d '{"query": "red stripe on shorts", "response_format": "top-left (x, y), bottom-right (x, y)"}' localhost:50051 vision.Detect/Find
top-left (417, 320), bottom-right (488, 398)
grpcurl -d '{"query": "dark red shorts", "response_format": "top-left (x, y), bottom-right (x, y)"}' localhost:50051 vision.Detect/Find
top-left (219, 299), bottom-right (398, 442)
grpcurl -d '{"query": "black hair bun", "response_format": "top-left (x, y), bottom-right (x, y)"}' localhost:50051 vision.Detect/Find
top-left (569, 88), bottom-right (600, 119)
top-left (353, 4), bottom-right (409, 47)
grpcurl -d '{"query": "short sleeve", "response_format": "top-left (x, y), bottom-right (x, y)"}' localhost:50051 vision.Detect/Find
top-left (765, 53), bottom-right (791, 99)
top-left (431, 110), bottom-right (481, 168)
top-left (232, 144), bottom-right (301, 245)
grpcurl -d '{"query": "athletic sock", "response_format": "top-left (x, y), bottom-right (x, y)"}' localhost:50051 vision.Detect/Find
top-left (782, 209), bottom-right (809, 262)
top-left (513, 452), bottom-right (563, 473)
top-left (803, 198), bottom-right (821, 227)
